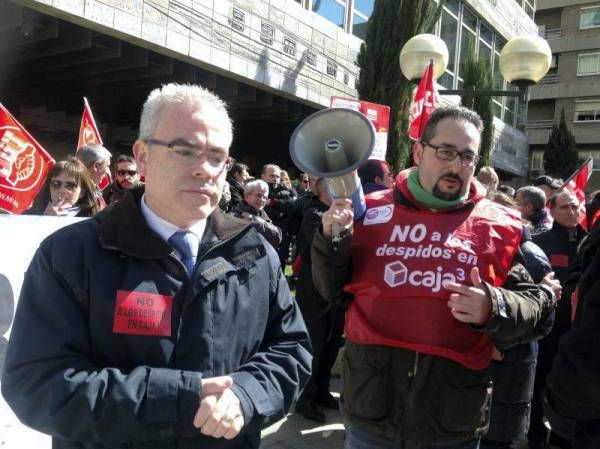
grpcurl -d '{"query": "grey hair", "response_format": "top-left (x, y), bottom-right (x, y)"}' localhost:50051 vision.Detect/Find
top-left (516, 186), bottom-right (547, 212)
top-left (76, 144), bottom-right (112, 168)
top-left (421, 106), bottom-right (484, 145)
top-left (244, 179), bottom-right (269, 195)
top-left (138, 83), bottom-right (233, 146)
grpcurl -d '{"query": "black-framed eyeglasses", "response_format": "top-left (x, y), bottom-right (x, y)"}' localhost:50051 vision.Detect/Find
top-left (421, 141), bottom-right (480, 168)
top-left (144, 138), bottom-right (233, 171)
top-left (50, 180), bottom-right (78, 191)
top-left (117, 169), bottom-right (137, 177)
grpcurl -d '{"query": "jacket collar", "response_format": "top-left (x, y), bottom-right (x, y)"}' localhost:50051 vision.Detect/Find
top-left (97, 186), bottom-right (249, 258)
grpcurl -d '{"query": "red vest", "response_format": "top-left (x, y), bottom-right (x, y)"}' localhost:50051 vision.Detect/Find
top-left (344, 174), bottom-right (523, 370)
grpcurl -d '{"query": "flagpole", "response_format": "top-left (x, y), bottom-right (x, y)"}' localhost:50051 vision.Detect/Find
top-left (554, 157), bottom-right (593, 195)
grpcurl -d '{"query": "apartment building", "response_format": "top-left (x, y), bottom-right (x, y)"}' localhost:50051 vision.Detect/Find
top-left (528, 0), bottom-right (600, 189)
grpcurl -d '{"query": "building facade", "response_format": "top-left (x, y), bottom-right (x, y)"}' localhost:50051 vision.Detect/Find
top-left (1, 0), bottom-right (538, 176)
top-left (528, 0), bottom-right (600, 189)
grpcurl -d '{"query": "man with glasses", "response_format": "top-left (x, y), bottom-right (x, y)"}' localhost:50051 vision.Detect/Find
top-left (103, 154), bottom-right (142, 205)
top-left (311, 106), bottom-right (557, 449)
top-left (2, 83), bottom-right (311, 449)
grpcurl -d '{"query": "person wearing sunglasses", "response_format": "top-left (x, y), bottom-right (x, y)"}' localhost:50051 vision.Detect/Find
top-left (3, 83), bottom-right (311, 449)
top-left (103, 154), bottom-right (142, 205)
top-left (26, 157), bottom-right (100, 217)
top-left (311, 106), bottom-right (558, 449)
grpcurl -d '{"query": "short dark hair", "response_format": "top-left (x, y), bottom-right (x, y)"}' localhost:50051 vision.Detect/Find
top-left (230, 162), bottom-right (249, 178)
top-left (534, 175), bottom-right (561, 190)
top-left (516, 186), bottom-right (546, 212)
top-left (497, 184), bottom-right (516, 197)
top-left (358, 160), bottom-right (389, 184)
top-left (421, 106), bottom-right (484, 145)
top-left (115, 154), bottom-right (135, 167)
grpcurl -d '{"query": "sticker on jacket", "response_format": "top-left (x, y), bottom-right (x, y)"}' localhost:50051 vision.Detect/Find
top-left (363, 204), bottom-right (394, 225)
top-left (550, 254), bottom-right (569, 267)
top-left (113, 290), bottom-right (173, 336)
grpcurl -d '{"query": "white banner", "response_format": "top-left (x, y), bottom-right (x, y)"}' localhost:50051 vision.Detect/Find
top-left (0, 214), bottom-right (83, 449)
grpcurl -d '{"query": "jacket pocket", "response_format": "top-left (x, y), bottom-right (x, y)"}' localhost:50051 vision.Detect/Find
top-left (440, 378), bottom-right (492, 434)
top-left (342, 344), bottom-right (390, 420)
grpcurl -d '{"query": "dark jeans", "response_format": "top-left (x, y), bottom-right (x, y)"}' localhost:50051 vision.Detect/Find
top-left (344, 423), bottom-right (480, 449)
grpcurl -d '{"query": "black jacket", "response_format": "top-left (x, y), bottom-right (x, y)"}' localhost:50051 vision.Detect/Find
top-left (230, 201), bottom-right (282, 249)
top-left (484, 238), bottom-right (555, 442)
top-left (545, 225), bottom-right (600, 447)
top-left (1, 187), bottom-right (311, 449)
top-left (311, 175), bottom-right (556, 445)
top-left (533, 222), bottom-right (587, 335)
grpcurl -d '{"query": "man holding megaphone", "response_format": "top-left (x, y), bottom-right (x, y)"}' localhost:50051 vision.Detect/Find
top-left (310, 106), bottom-right (558, 449)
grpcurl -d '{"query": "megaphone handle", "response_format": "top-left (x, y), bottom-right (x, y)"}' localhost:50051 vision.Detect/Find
top-left (332, 222), bottom-right (342, 241)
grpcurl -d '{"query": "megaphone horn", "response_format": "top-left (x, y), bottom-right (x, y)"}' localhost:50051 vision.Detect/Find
top-left (289, 108), bottom-right (376, 241)
top-left (289, 108), bottom-right (376, 180)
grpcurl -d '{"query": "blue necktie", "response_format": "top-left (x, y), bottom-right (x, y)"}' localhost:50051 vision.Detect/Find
top-left (168, 231), bottom-right (198, 275)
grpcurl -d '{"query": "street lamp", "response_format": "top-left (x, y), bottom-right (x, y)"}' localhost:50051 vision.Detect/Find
top-left (399, 33), bottom-right (552, 97)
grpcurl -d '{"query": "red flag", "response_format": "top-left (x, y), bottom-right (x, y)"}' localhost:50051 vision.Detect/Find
top-left (556, 157), bottom-right (593, 230)
top-left (0, 104), bottom-right (55, 214)
top-left (77, 97), bottom-right (103, 150)
top-left (77, 98), bottom-right (110, 190)
top-left (408, 61), bottom-right (438, 141)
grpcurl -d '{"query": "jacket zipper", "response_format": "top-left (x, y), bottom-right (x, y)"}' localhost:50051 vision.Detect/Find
top-left (408, 351), bottom-right (420, 378)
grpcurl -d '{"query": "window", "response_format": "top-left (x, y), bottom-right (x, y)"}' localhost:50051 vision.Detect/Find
top-left (438, 71), bottom-right (454, 89)
top-left (580, 6), bottom-right (600, 29)
top-left (351, 0), bottom-right (373, 39)
top-left (312, 0), bottom-right (347, 29)
top-left (440, 9), bottom-right (458, 73)
top-left (577, 53), bottom-right (600, 76)
top-left (574, 100), bottom-right (600, 121)
top-left (531, 151), bottom-right (544, 170)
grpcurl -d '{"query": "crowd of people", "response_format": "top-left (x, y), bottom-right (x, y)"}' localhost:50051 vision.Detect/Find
top-left (2, 87), bottom-right (599, 449)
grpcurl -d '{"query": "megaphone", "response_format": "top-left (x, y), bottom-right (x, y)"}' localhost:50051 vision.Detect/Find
top-left (289, 107), bottom-right (376, 239)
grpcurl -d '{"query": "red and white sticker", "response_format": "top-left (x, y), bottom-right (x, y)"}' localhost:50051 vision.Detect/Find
top-left (550, 254), bottom-right (569, 268)
top-left (113, 290), bottom-right (173, 336)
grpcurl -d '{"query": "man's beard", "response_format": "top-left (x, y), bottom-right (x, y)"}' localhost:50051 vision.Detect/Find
top-left (433, 173), bottom-right (464, 201)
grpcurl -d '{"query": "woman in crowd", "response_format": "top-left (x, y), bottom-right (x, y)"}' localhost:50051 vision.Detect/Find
top-left (27, 157), bottom-right (100, 217)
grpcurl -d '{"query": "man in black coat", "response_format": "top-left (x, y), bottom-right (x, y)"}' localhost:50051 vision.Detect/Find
top-left (1, 83), bottom-right (311, 449)
top-left (545, 225), bottom-right (600, 449)
top-left (530, 190), bottom-right (587, 449)
top-left (294, 178), bottom-right (344, 424)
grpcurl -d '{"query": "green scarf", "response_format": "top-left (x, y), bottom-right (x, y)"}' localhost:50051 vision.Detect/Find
top-left (407, 169), bottom-right (468, 210)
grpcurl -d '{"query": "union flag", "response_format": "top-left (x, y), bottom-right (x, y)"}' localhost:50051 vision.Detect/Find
top-left (77, 97), bottom-right (103, 149)
top-left (408, 60), bottom-right (439, 141)
top-left (77, 97), bottom-right (110, 190)
top-left (0, 104), bottom-right (55, 214)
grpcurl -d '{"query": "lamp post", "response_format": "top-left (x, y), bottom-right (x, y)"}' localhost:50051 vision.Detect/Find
top-left (399, 33), bottom-right (552, 125)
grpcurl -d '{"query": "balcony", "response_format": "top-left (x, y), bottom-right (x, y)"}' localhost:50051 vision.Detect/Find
top-left (543, 27), bottom-right (562, 40)
top-left (538, 73), bottom-right (559, 84)
top-left (526, 119), bottom-right (554, 129)
top-left (526, 120), bottom-right (553, 145)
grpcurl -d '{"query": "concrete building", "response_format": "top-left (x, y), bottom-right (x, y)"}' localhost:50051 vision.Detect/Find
top-left (0, 0), bottom-right (538, 177)
top-left (527, 0), bottom-right (600, 189)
